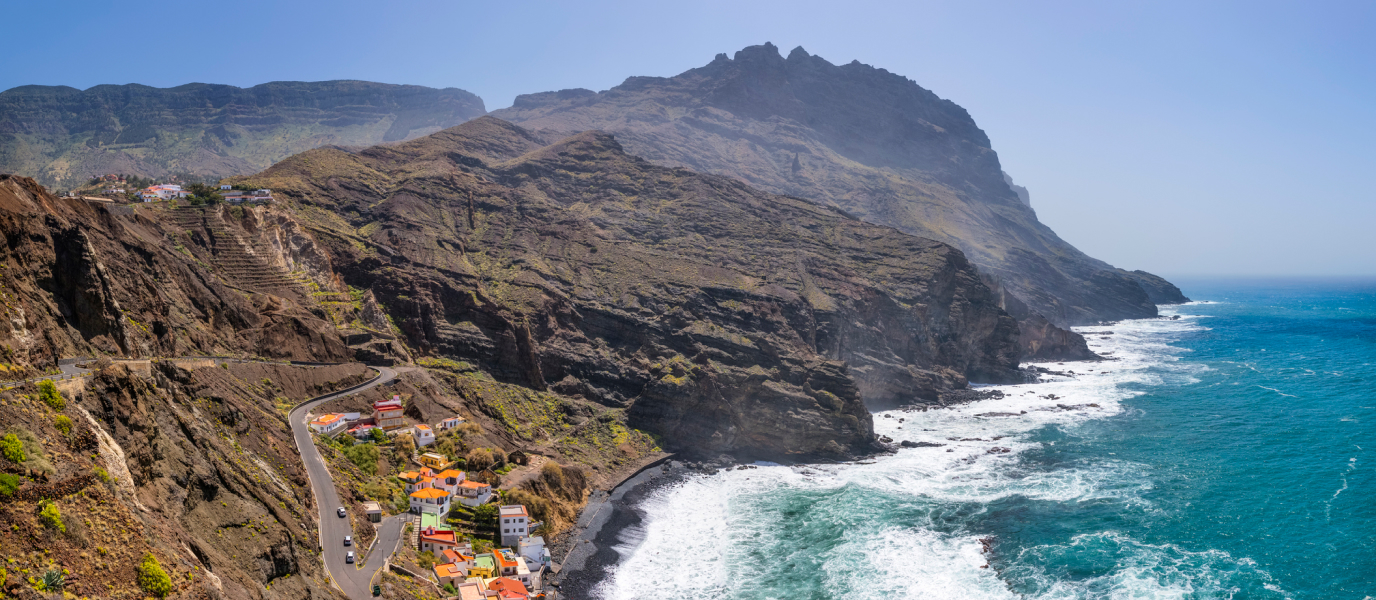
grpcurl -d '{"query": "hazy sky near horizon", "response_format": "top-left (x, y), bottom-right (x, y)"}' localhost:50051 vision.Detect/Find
top-left (5, 0), bottom-right (1374, 277)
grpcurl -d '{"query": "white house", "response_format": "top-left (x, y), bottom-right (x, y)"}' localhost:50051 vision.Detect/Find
top-left (408, 488), bottom-right (450, 515)
top-left (413, 424), bottom-right (436, 447)
top-left (437, 416), bottom-right (465, 432)
top-left (433, 469), bottom-right (465, 495)
top-left (499, 505), bottom-right (530, 547)
top-left (309, 413), bottom-right (346, 435)
top-left (519, 536), bottom-right (551, 572)
top-left (455, 480), bottom-right (492, 507)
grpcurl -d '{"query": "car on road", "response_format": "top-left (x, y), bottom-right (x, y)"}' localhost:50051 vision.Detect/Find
top-left (346, 551), bottom-right (355, 564)
top-left (337, 507), bottom-right (346, 518)
top-left (344, 535), bottom-right (352, 546)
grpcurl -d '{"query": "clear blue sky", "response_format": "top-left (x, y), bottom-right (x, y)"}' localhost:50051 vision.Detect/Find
top-left (7, 0), bottom-right (1374, 277)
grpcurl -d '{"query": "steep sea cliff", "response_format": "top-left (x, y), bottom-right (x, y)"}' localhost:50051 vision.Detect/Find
top-left (563, 279), bottom-right (1376, 599)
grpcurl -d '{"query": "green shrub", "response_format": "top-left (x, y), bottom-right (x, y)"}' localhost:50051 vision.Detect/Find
top-left (471, 503), bottom-right (498, 526)
top-left (38, 500), bottom-right (64, 532)
top-left (93, 466), bottom-right (110, 483)
top-left (342, 444), bottom-right (379, 476)
top-left (0, 433), bottom-right (23, 463)
top-left (370, 428), bottom-right (388, 444)
top-left (0, 473), bottom-right (20, 497)
top-left (37, 380), bottom-right (64, 411)
top-left (38, 569), bottom-right (63, 592)
top-left (137, 553), bottom-right (173, 597)
top-left (53, 415), bottom-right (72, 436)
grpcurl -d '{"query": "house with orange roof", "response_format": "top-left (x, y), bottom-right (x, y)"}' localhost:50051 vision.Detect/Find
top-left (434, 562), bottom-right (466, 587)
top-left (441, 547), bottom-right (475, 568)
top-left (309, 413), bottom-right (346, 435)
top-left (400, 468), bottom-right (437, 494)
top-left (487, 577), bottom-right (530, 600)
top-left (438, 415), bottom-right (465, 431)
top-left (455, 479), bottom-right (493, 507)
top-left (434, 469), bottom-right (466, 495)
top-left (493, 548), bottom-right (537, 591)
top-left (409, 487), bottom-right (451, 515)
top-left (414, 423), bottom-right (436, 447)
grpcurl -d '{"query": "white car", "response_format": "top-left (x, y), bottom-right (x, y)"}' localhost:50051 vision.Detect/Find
top-left (337, 507), bottom-right (346, 518)
top-left (344, 535), bottom-right (353, 546)
top-left (346, 551), bottom-right (355, 564)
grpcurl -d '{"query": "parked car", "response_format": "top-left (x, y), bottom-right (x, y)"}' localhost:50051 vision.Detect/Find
top-left (344, 535), bottom-right (353, 546)
top-left (346, 551), bottom-right (355, 564)
top-left (337, 507), bottom-right (346, 518)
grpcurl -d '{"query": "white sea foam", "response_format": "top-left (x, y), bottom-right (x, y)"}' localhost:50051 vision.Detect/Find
top-left (596, 312), bottom-right (1285, 599)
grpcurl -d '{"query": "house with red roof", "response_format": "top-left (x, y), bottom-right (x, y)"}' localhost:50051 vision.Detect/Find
top-left (418, 526), bottom-right (461, 554)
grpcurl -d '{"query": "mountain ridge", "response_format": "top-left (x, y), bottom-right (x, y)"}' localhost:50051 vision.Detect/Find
top-left (492, 43), bottom-right (1188, 338)
top-left (0, 80), bottom-right (487, 188)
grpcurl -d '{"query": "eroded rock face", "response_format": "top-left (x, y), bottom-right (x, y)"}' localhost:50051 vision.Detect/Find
top-left (242, 117), bottom-right (1022, 458)
top-left (0, 174), bottom-right (351, 368)
top-left (492, 42), bottom-right (1185, 331)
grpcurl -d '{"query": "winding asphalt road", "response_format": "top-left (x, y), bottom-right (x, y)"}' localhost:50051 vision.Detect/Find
top-left (287, 366), bottom-right (408, 599)
top-left (8, 358), bottom-right (410, 597)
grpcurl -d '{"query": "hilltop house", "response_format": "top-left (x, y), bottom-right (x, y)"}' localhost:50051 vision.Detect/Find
top-left (139, 184), bottom-right (188, 201)
top-left (221, 188), bottom-right (274, 204)
top-left (437, 416), bottom-right (465, 432)
top-left (499, 505), bottom-right (530, 547)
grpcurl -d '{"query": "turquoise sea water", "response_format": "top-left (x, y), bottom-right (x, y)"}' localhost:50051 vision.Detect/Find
top-left (596, 279), bottom-right (1375, 599)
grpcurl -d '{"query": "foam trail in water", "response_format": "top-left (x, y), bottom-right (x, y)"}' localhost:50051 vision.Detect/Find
top-left (597, 311), bottom-right (1286, 599)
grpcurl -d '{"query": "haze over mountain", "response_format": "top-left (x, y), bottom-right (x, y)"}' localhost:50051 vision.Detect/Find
top-left (0, 80), bottom-right (486, 188)
top-left (494, 43), bottom-right (1187, 341)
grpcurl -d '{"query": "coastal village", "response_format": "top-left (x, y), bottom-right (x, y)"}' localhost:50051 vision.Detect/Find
top-left (309, 395), bottom-right (553, 599)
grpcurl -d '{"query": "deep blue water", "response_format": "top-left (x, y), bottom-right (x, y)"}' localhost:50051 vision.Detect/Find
top-left (597, 279), bottom-right (1376, 599)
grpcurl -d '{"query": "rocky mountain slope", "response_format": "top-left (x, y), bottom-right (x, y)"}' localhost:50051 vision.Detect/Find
top-left (233, 116), bottom-right (1022, 457)
top-left (0, 81), bottom-right (486, 189)
top-left (491, 43), bottom-right (1188, 341)
top-left (0, 174), bottom-right (359, 374)
top-left (0, 359), bottom-right (370, 600)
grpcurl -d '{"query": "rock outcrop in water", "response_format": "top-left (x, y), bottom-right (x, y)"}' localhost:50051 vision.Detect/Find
top-left (237, 116), bottom-right (1023, 457)
top-left (492, 42), bottom-right (1188, 352)
top-left (0, 80), bottom-right (486, 188)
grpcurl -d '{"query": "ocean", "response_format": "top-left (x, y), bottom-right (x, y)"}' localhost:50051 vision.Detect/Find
top-left (590, 278), bottom-right (1376, 599)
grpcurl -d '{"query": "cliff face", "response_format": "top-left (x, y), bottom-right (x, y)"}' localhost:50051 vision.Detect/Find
top-left (0, 174), bottom-right (353, 371)
top-left (492, 43), bottom-right (1188, 335)
top-left (0, 80), bottom-right (486, 188)
top-left (0, 359), bottom-right (370, 600)
top-left (238, 117), bottom-right (1022, 458)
